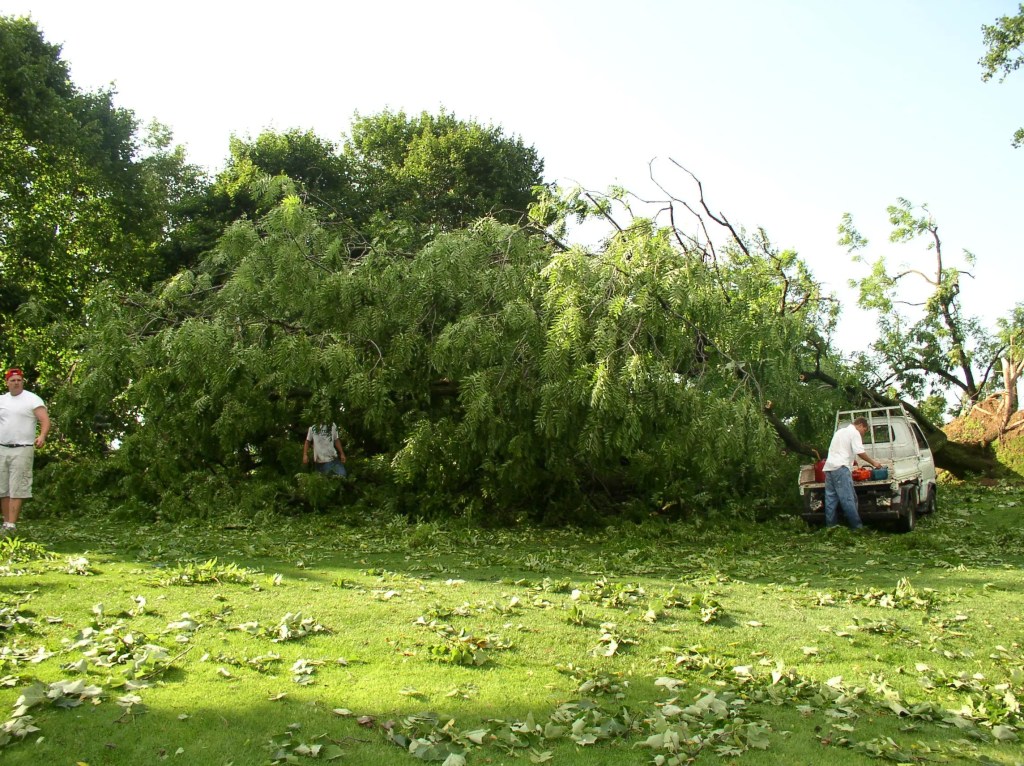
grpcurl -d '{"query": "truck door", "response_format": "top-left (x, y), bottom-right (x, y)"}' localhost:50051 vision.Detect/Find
top-left (909, 421), bottom-right (937, 488)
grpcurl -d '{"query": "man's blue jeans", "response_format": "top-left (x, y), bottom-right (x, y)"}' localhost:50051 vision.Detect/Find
top-left (315, 460), bottom-right (347, 477)
top-left (824, 466), bottom-right (863, 529)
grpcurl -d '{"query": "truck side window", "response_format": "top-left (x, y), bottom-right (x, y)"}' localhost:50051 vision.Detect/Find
top-left (870, 425), bottom-right (892, 444)
top-left (910, 423), bottom-right (929, 450)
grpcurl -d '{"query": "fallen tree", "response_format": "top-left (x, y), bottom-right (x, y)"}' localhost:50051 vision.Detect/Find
top-left (52, 166), bottom-right (1012, 523)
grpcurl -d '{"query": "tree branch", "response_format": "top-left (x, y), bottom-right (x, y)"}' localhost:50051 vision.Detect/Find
top-left (762, 400), bottom-right (817, 457)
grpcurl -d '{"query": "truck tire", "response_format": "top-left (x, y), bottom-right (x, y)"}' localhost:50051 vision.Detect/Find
top-left (803, 488), bottom-right (825, 525)
top-left (897, 486), bottom-right (918, 533)
top-left (923, 485), bottom-right (937, 515)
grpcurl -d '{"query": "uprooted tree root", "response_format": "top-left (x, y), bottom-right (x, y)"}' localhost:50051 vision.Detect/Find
top-left (943, 393), bottom-right (1024, 478)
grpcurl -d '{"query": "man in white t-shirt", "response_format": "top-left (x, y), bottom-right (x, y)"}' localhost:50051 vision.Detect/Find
top-left (822, 416), bottom-right (882, 529)
top-left (302, 423), bottom-right (347, 477)
top-left (0, 368), bottom-right (50, 536)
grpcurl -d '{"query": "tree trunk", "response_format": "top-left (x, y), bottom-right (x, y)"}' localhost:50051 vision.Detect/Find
top-left (999, 357), bottom-right (1020, 435)
top-left (932, 437), bottom-right (999, 477)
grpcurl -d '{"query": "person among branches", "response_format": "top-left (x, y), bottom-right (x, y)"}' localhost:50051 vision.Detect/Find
top-left (0, 368), bottom-right (50, 537)
top-left (822, 417), bottom-right (882, 530)
top-left (302, 423), bottom-right (347, 477)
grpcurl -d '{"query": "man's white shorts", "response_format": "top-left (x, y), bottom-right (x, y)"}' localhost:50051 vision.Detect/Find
top-left (0, 446), bottom-right (34, 498)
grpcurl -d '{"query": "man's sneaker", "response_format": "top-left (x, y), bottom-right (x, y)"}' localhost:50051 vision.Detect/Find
top-left (0, 526), bottom-right (15, 538)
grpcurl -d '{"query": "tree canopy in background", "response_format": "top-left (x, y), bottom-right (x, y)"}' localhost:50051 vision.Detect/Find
top-left (840, 201), bottom-right (1024, 430)
top-left (980, 2), bottom-right (1024, 147)
top-left (0, 15), bottom-right (205, 389)
top-left (342, 109), bottom-right (544, 236)
top-left (159, 110), bottom-right (545, 273)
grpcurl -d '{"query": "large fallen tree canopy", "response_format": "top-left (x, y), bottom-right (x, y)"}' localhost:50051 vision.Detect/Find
top-left (40, 156), bottom-right (1013, 527)
top-left (55, 177), bottom-right (858, 520)
top-left (57, 170), bottom-right (1008, 524)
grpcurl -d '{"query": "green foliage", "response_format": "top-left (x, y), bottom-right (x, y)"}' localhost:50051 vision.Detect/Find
top-left (0, 17), bottom-right (206, 404)
top-left (980, 3), bottom-right (1024, 147)
top-left (428, 631), bottom-right (491, 667)
top-left (166, 111), bottom-right (545, 277)
top-left (841, 201), bottom-right (999, 415)
top-left (159, 558), bottom-right (255, 586)
top-left (344, 109), bottom-right (544, 236)
top-left (847, 577), bottom-right (937, 610)
top-left (160, 130), bottom-right (354, 274)
top-left (0, 536), bottom-right (53, 564)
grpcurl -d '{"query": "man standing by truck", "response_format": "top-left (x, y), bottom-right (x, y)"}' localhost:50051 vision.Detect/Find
top-left (823, 416), bottom-right (882, 529)
top-left (0, 368), bottom-right (50, 537)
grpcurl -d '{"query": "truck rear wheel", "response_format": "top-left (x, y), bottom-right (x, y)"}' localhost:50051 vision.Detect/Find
top-left (803, 488), bottom-right (825, 525)
top-left (896, 486), bottom-right (918, 533)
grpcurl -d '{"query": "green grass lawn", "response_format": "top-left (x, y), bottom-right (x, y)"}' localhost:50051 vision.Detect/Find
top-left (1, 482), bottom-right (1023, 765)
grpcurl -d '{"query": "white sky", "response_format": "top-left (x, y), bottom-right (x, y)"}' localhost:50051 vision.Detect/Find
top-left (3, 0), bottom-right (1022, 357)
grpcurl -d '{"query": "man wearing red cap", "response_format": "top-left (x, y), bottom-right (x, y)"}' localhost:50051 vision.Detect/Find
top-left (0, 369), bottom-right (50, 536)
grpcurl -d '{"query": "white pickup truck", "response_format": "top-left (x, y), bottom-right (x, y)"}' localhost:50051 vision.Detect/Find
top-left (799, 406), bottom-right (938, 532)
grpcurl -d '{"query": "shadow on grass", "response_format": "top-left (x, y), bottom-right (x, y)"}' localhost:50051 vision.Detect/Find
top-left (2, 677), bottom-right (1018, 766)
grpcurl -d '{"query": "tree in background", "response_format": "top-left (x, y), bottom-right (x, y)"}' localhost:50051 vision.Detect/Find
top-left (0, 16), bottom-right (203, 393)
top-left (840, 200), bottom-right (1022, 437)
top-left (161, 112), bottom-right (544, 272)
top-left (156, 130), bottom-right (354, 276)
top-left (980, 3), bottom-right (1024, 147)
top-left (839, 200), bottom-right (989, 411)
top-left (343, 109), bottom-right (544, 243)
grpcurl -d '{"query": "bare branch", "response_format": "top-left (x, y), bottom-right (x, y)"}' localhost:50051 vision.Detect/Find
top-left (892, 268), bottom-right (938, 285)
top-left (668, 158), bottom-right (751, 257)
top-left (583, 191), bottom-right (624, 234)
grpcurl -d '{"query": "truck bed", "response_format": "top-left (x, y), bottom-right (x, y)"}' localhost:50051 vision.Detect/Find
top-left (799, 477), bottom-right (893, 490)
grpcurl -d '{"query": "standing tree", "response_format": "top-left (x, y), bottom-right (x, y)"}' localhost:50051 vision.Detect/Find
top-left (0, 16), bottom-right (203, 391)
top-left (160, 113), bottom-right (545, 271)
top-left (343, 109), bottom-right (544, 241)
top-left (840, 200), bottom-right (1023, 461)
top-left (154, 129), bottom-right (353, 276)
top-left (839, 200), bottom-right (997, 414)
top-left (980, 3), bottom-right (1024, 147)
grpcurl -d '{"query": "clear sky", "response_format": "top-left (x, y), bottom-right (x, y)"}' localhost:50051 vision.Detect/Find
top-left (3, 0), bottom-right (1022, 357)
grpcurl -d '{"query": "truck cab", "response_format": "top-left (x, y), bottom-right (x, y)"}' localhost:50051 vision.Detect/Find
top-left (799, 406), bottom-right (937, 532)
